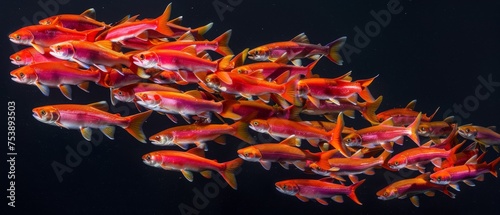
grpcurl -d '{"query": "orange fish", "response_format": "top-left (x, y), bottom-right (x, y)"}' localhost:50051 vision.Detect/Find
top-left (10, 47), bottom-right (62, 66)
top-left (375, 99), bottom-right (439, 126)
top-left (39, 8), bottom-right (109, 31)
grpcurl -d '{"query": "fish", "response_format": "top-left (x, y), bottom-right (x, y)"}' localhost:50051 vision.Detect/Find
top-left (275, 178), bottom-right (365, 205)
top-left (204, 71), bottom-right (297, 104)
top-left (97, 67), bottom-right (142, 88)
top-left (237, 136), bottom-right (335, 171)
top-left (10, 61), bottom-right (101, 100)
top-left (149, 121), bottom-right (254, 150)
top-left (433, 142), bottom-right (478, 172)
top-left (458, 124), bottom-right (500, 152)
top-left (149, 70), bottom-right (201, 85)
top-left (49, 40), bottom-right (132, 73)
top-left (386, 142), bottom-right (463, 173)
top-left (417, 116), bottom-right (455, 142)
top-left (10, 47), bottom-right (62, 66)
top-left (39, 8), bottom-right (109, 31)
top-left (142, 148), bottom-right (243, 190)
top-left (134, 90), bottom-right (223, 123)
top-left (32, 101), bottom-right (152, 143)
top-left (132, 46), bottom-right (233, 79)
top-left (220, 100), bottom-right (298, 122)
top-left (103, 3), bottom-right (173, 42)
top-left (429, 154), bottom-right (500, 190)
top-left (150, 30), bottom-right (233, 56)
top-left (376, 173), bottom-right (456, 207)
top-left (310, 149), bottom-right (392, 183)
top-left (248, 33), bottom-right (346, 66)
top-left (111, 82), bottom-right (180, 105)
top-left (8, 24), bottom-right (102, 54)
top-left (375, 99), bottom-right (439, 126)
top-left (343, 113), bottom-right (422, 152)
top-left (297, 72), bottom-right (377, 107)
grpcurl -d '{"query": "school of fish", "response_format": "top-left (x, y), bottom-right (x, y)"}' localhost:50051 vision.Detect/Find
top-left (8, 3), bottom-right (500, 208)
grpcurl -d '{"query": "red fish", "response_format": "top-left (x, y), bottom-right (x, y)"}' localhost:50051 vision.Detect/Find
top-left (301, 96), bottom-right (382, 124)
top-left (376, 173), bottom-right (456, 207)
top-left (39, 8), bottom-right (109, 31)
top-left (32, 101), bottom-right (152, 143)
top-left (387, 143), bottom-right (463, 173)
top-left (142, 148), bottom-right (243, 190)
top-left (111, 82), bottom-right (180, 105)
top-left (248, 33), bottom-right (346, 66)
top-left (9, 24), bottom-right (102, 54)
top-left (417, 116), bottom-right (455, 142)
top-left (98, 67), bottom-right (142, 88)
top-left (342, 113), bottom-right (422, 152)
top-left (375, 99), bottom-right (439, 126)
top-left (297, 72), bottom-right (377, 107)
top-left (10, 62), bottom-right (101, 100)
top-left (458, 124), bottom-right (500, 152)
top-left (149, 121), bottom-right (254, 150)
top-left (220, 100), bottom-right (297, 122)
top-left (150, 30), bottom-right (233, 56)
top-left (10, 47), bottom-right (62, 66)
top-left (103, 3), bottom-right (173, 42)
top-left (275, 178), bottom-right (365, 205)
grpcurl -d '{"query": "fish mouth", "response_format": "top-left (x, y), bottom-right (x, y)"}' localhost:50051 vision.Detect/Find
top-left (429, 179), bottom-right (449, 185)
top-left (32, 112), bottom-right (44, 122)
top-left (10, 75), bottom-right (21, 83)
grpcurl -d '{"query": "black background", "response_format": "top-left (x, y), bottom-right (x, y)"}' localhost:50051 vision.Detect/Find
top-left (2, 0), bottom-right (500, 214)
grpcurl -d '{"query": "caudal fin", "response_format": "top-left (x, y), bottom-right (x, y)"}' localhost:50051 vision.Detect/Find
top-left (407, 113), bottom-right (422, 146)
top-left (356, 75), bottom-right (378, 102)
top-left (326, 36), bottom-right (347, 65)
top-left (214, 30), bottom-right (233, 56)
top-left (360, 96), bottom-right (383, 125)
top-left (219, 158), bottom-right (244, 190)
top-left (124, 110), bottom-right (153, 143)
top-left (84, 27), bottom-right (105, 42)
top-left (280, 75), bottom-right (299, 104)
top-left (304, 58), bottom-right (320, 78)
top-left (348, 179), bottom-right (365, 205)
top-left (154, 3), bottom-right (174, 37)
top-left (488, 157), bottom-right (500, 177)
top-left (230, 121), bottom-right (255, 144)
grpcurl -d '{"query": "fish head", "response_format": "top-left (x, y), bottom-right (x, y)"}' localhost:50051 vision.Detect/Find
top-left (375, 113), bottom-right (389, 124)
top-left (457, 125), bottom-right (477, 140)
top-left (112, 88), bottom-right (135, 103)
top-left (133, 51), bottom-right (158, 69)
top-left (10, 66), bottom-right (37, 84)
top-left (49, 42), bottom-right (75, 60)
top-left (231, 66), bottom-right (251, 75)
top-left (149, 133), bottom-right (174, 146)
top-left (237, 147), bottom-right (262, 161)
top-left (309, 163), bottom-right (331, 176)
top-left (9, 28), bottom-right (33, 45)
top-left (296, 81), bottom-right (310, 98)
top-left (247, 47), bottom-right (270, 61)
top-left (32, 106), bottom-right (60, 124)
top-left (275, 181), bottom-right (299, 196)
top-left (377, 187), bottom-right (399, 200)
top-left (205, 74), bottom-right (222, 91)
top-left (417, 123), bottom-right (432, 136)
top-left (343, 133), bottom-right (362, 147)
top-left (39, 16), bottom-right (59, 25)
top-left (429, 171), bottom-right (451, 185)
top-left (142, 152), bottom-right (162, 168)
top-left (387, 155), bottom-right (408, 170)
top-left (10, 49), bottom-right (34, 66)
top-left (135, 92), bottom-right (161, 108)
top-left (248, 119), bottom-right (270, 133)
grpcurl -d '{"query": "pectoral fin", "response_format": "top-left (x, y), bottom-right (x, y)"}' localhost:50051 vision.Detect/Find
top-left (181, 169), bottom-right (194, 182)
top-left (58, 84), bottom-right (73, 100)
top-left (80, 127), bottom-right (92, 141)
top-left (100, 126), bottom-right (115, 140)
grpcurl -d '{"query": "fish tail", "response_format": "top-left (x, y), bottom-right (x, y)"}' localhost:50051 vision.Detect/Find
top-left (356, 75), bottom-right (378, 102)
top-left (230, 121), bottom-right (256, 144)
top-left (488, 156), bottom-right (500, 177)
top-left (280, 75), bottom-right (299, 104)
top-left (359, 96), bottom-right (383, 125)
top-left (193, 22), bottom-right (214, 37)
top-left (214, 30), bottom-right (233, 56)
top-left (216, 55), bottom-right (234, 71)
top-left (407, 112), bottom-right (422, 146)
top-left (304, 58), bottom-right (320, 78)
top-left (348, 179), bottom-right (365, 205)
top-left (220, 100), bottom-right (242, 120)
top-left (124, 110), bottom-right (153, 143)
top-left (446, 142), bottom-right (464, 164)
top-left (219, 158), bottom-right (244, 190)
top-left (285, 104), bottom-right (303, 121)
top-left (327, 113), bottom-right (351, 157)
top-left (325, 36), bottom-right (346, 65)
top-left (84, 27), bottom-right (105, 42)
top-left (155, 3), bottom-right (174, 37)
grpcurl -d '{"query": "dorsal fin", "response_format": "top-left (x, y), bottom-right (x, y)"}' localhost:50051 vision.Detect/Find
top-left (87, 101), bottom-right (109, 111)
top-left (406, 100), bottom-right (417, 110)
top-left (168, 16), bottom-right (183, 25)
top-left (290, 33), bottom-right (309, 44)
top-left (488, 126), bottom-right (496, 131)
top-left (94, 40), bottom-right (114, 50)
top-left (178, 31), bottom-right (195, 41)
top-left (80, 8), bottom-right (96, 20)
top-left (215, 72), bottom-right (233, 85)
top-left (380, 117), bottom-right (394, 126)
top-left (180, 45), bottom-right (197, 56)
top-left (465, 154), bottom-right (478, 165)
top-left (443, 116), bottom-right (455, 124)
top-left (187, 147), bottom-right (205, 157)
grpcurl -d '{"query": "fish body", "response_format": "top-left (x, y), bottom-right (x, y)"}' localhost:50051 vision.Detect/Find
top-left (39, 8), bottom-right (108, 31)
top-left (10, 47), bottom-right (62, 66)
top-left (387, 143), bottom-right (463, 172)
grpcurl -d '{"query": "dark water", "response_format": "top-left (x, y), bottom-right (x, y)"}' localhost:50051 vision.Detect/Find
top-left (2, 0), bottom-right (500, 214)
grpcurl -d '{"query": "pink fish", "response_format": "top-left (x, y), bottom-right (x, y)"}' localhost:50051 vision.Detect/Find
top-left (150, 30), bottom-right (233, 56)
top-left (387, 143), bottom-right (463, 173)
top-left (10, 47), bottom-right (62, 66)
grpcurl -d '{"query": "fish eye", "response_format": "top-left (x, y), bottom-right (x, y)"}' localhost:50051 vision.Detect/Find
top-left (15, 56), bottom-right (21, 61)
top-left (145, 155), bottom-right (151, 161)
top-left (140, 54), bottom-right (145, 60)
top-left (46, 21), bottom-right (51, 24)
top-left (118, 91), bottom-right (122, 95)
top-left (383, 192), bottom-right (388, 197)
top-left (56, 45), bottom-right (61, 51)
top-left (19, 72), bottom-right (25, 78)
top-left (41, 110), bottom-right (46, 116)
top-left (253, 121), bottom-right (259, 126)
top-left (244, 153), bottom-right (248, 157)
top-left (394, 161), bottom-right (399, 165)
top-left (16, 35), bottom-right (20, 40)
top-left (345, 138), bottom-right (351, 143)
top-left (283, 185), bottom-right (287, 189)
top-left (437, 176), bottom-right (441, 181)
top-left (465, 128), bottom-right (470, 133)
top-left (142, 94), bottom-right (148, 99)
